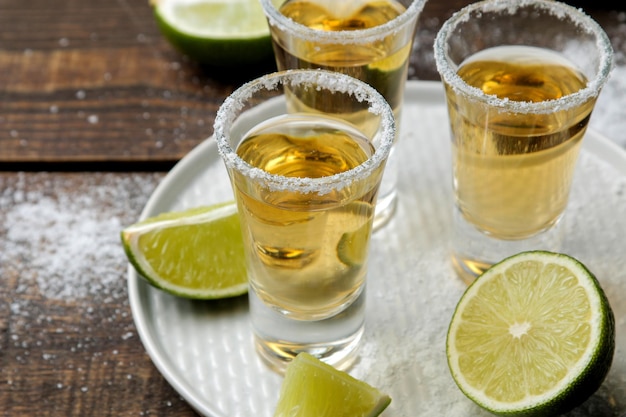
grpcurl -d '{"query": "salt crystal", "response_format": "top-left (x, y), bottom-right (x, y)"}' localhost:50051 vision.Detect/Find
top-left (0, 172), bottom-right (161, 302)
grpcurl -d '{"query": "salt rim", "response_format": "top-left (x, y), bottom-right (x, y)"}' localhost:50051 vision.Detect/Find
top-left (259, 0), bottom-right (426, 45)
top-left (433, 0), bottom-right (614, 115)
top-left (213, 69), bottom-right (395, 195)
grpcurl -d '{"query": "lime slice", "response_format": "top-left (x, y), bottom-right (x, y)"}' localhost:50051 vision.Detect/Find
top-left (447, 251), bottom-right (615, 417)
top-left (273, 352), bottom-right (391, 417)
top-left (151, 0), bottom-right (282, 67)
top-left (121, 201), bottom-right (248, 299)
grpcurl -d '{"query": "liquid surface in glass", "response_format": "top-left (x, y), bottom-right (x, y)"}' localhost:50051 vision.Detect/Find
top-left (448, 45), bottom-right (592, 239)
top-left (275, 0), bottom-right (409, 115)
top-left (234, 114), bottom-right (380, 320)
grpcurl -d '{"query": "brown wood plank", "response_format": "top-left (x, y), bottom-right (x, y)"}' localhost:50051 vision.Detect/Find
top-left (0, 0), bottom-right (243, 166)
top-left (0, 0), bottom-right (623, 167)
top-left (0, 171), bottom-right (201, 417)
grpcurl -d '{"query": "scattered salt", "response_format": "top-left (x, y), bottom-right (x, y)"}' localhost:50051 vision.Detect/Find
top-left (0, 172), bottom-right (162, 302)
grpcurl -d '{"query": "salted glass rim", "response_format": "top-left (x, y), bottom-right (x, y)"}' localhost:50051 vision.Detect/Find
top-left (433, 0), bottom-right (614, 114)
top-left (213, 69), bottom-right (395, 195)
top-left (259, 0), bottom-right (427, 45)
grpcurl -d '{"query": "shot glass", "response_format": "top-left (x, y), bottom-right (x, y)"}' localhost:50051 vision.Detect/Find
top-left (434, 0), bottom-right (613, 284)
top-left (259, 0), bottom-right (426, 231)
top-left (214, 70), bottom-right (395, 372)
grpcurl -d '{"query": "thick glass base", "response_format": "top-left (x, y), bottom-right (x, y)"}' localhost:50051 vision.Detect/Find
top-left (249, 287), bottom-right (365, 374)
top-left (451, 207), bottom-right (565, 285)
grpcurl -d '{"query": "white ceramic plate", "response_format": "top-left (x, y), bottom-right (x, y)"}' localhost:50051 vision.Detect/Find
top-left (128, 81), bottom-right (626, 417)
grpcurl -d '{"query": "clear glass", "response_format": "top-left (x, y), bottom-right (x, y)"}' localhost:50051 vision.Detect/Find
top-left (259, 0), bottom-right (426, 231)
top-left (434, 0), bottom-right (613, 284)
top-left (213, 69), bottom-right (395, 372)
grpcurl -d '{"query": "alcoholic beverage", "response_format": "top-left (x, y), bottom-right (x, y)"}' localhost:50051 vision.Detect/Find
top-left (446, 45), bottom-right (593, 239)
top-left (233, 113), bottom-right (381, 320)
top-left (216, 69), bottom-right (394, 370)
top-left (274, 0), bottom-right (411, 122)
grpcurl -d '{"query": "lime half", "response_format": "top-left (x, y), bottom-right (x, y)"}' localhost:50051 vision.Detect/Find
top-left (152, 0), bottom-right (281, 67)
top-left (273, 352), bottom-right (391, 417)
top-left (447, 251), bottom-right (615, 417)
top-left (121, 202), bottom-right (248, 299)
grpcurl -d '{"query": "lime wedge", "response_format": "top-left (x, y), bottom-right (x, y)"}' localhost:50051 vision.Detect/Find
top-left (274, 352), bottom-right (391, 417)
top-left (121, 202), bottom-right (248, 299)
top-left (447, 251), bottom-right (615, 417)
top-left (151, 0), bottom-right (282, 67)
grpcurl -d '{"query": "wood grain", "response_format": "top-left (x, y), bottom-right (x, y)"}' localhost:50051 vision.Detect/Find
top-left (1, 0), bottom-right (623, 167)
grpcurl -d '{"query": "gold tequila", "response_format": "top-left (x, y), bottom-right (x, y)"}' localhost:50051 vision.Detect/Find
top-left (447, 45), bottom-right (593, 239)
top-left (233, 114), bottom-right (381, 320)
top-left (274, 0), bottom-right (410, 119)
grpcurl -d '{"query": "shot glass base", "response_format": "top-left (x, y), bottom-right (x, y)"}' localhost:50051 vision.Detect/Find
top-left (451, 208), bottom-right (565, 285)
top-left (253, 328), bottom-right (363, 374)
top-left (249, 287), bottom-right (365, 374)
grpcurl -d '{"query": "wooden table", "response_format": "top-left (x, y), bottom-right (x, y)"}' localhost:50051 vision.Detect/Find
top-left (1, 1), bottom-right (625, 415)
